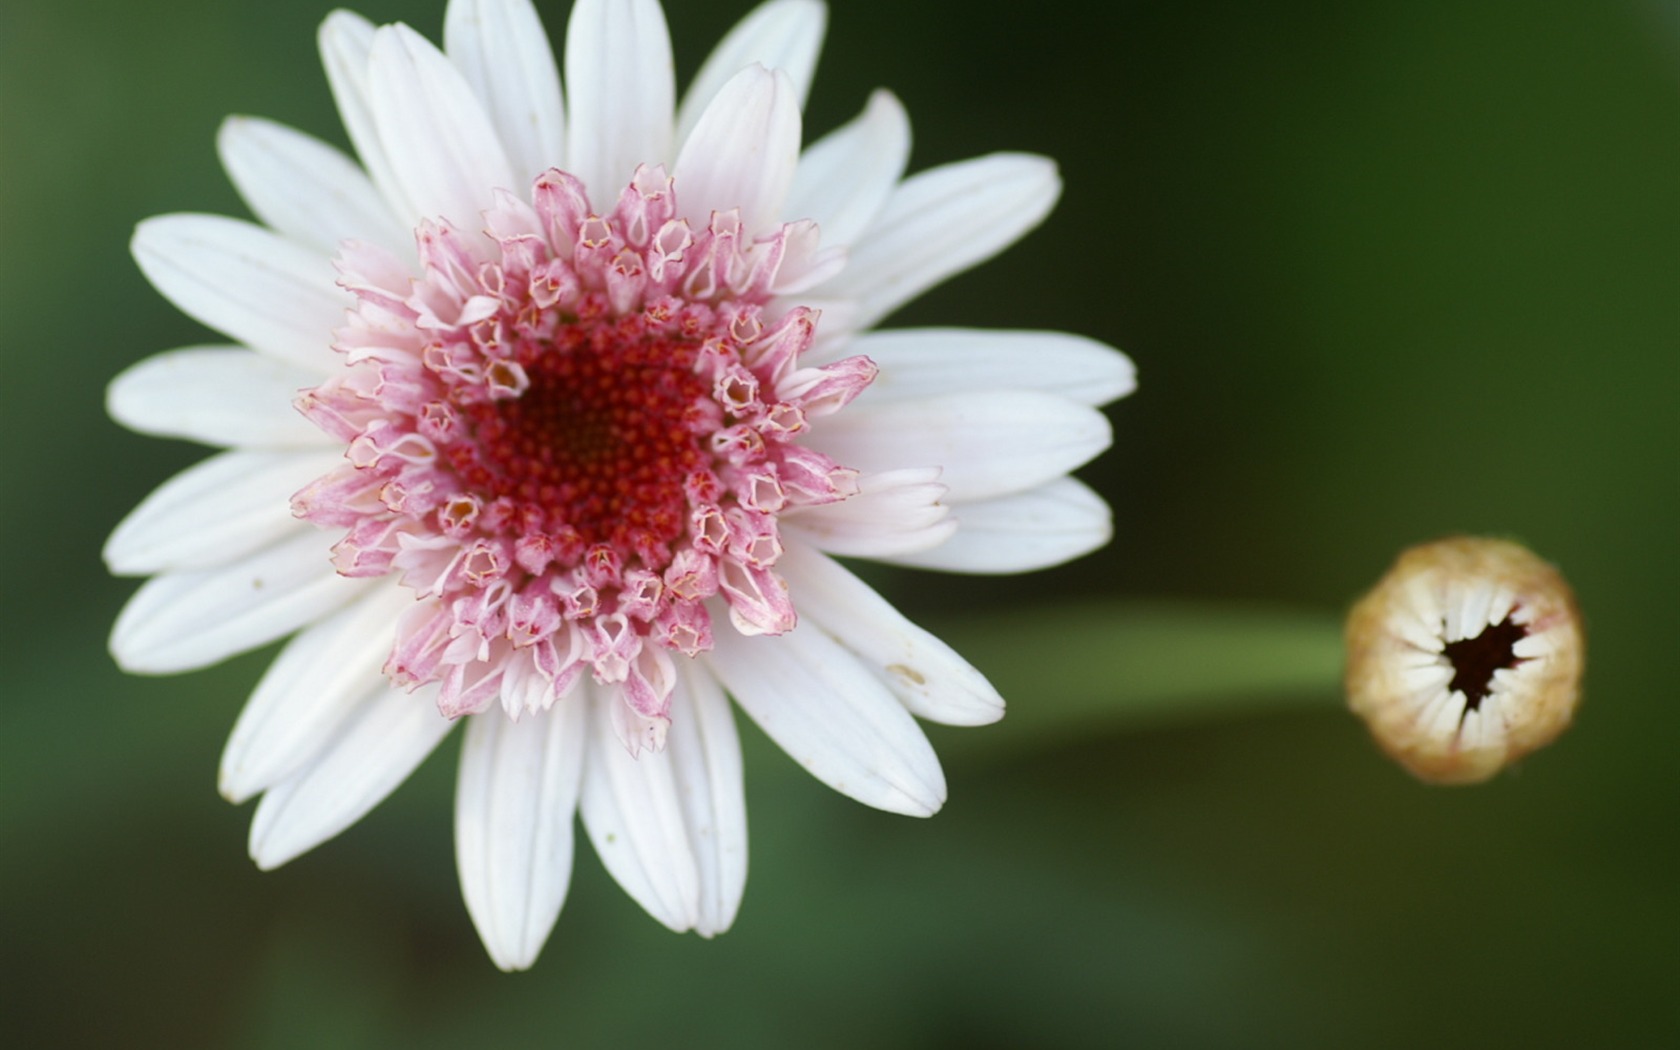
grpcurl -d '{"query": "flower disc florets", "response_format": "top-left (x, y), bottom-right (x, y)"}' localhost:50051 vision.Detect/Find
top-left (293, 164), bottom-right (875, 748)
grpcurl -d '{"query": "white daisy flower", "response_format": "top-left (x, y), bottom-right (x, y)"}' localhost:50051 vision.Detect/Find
top-left (107, 0), bottom-right (1132, 970)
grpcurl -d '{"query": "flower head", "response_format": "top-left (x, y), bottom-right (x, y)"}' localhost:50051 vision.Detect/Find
top-left (107, 0), bottom-right (1131, 969)
top-left (1345, 536), bottom-right (1584, 785)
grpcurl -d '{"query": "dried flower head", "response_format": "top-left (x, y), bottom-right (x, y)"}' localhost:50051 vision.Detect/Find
top-left (1345, 536), bottom-right (1584, 785)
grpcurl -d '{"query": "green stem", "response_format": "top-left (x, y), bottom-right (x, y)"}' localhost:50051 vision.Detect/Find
top-left (927, 600), bottom-right (1346, 753)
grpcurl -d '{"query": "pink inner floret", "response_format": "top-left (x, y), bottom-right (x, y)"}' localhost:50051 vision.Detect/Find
top-left (291, 165), bottom-right (876, 751)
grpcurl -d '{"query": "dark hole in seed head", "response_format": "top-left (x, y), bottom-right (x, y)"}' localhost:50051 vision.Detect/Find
top-left (1441, 616), bottom-right (1528, 710)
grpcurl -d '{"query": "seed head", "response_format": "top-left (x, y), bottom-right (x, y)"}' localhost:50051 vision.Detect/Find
top-left (1345, 536), bottom-right (1584, 785)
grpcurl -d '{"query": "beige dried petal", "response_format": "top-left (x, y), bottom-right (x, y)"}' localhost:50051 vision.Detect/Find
top-left (1345, 536), bottom-right (1584, 785)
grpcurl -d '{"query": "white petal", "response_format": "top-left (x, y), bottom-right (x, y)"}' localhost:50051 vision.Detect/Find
top-left (783, 89), bottom-right (908, 249)
top-left (817, 153), bottom-right (1060, 330)
top-left (1460, 583), bottom-right (1494, 638)
top-left (849, 328), bottom-right (1135, 408)
top-left (249, 684), bottom-right (455, 869)
top-left (672, 66), bottom-right (802, 237)
top-left (110, 529), bottom-right (368, 674)
top-left (104, 449), bottom-right (341, 576)
top-left (444, 0), bottom-right (567, 183)
top-left (809, 390), bottom-right (1111, 502)
top-left (219, 584), bottom-right (415, 804)
top-left (1478, 692), bottom-right (1510, 752)
top-left (779, 542), bottom-right (1003, 726)
top-left (564, 0), bottom-right (674, 203)
top-left (319, 10), bottom-right (411, 225)
top-left (705, 620), bottom-right (946, 816)
top-left (663, 661), bottom-right (747, 936)
top-left (106, 347), bottom-right (333, 448)
top-left (216, 116), bottom-right (409, 255)
top-left (881, 477), bottom-right (1112, 575)
top-left (676, 0), bottom-right (826, 146)
top-left (577, 680), bottom-right (701, 932)
top-left (782, 467), bottom-right (956, 558)
top-left (367, 24), bottom-right (519, 229)
top-left (132, 215), bottom-right (348, 372)
top-left (456, 697), bottom-right (586, 971)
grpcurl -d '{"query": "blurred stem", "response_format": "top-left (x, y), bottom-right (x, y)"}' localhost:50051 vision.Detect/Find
top-left (928, 601), bottom-right (1345, 754)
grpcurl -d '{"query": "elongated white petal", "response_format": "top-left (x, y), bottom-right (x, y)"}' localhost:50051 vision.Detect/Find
top-left (672, 66), bottom-right (801, 237)
top-left (367, 24), bottom-right (518, 229)
top-left (663, 662), bottom-right (747, 936)
top-left (810, 391), bottom-right (1111, 502)
top-left (132, 215), bottom-right (348, 371)
top-left (217, 116), bottom-right (408, 255)
top-left (783, 89), bottom-right (908, 249)
top-left (546, 674), bottom-right (744, 937)
top-left (577, 681), bottom-right (701, 932)
top-left (782, 467), bottom-right (956, 557)
top-left (705, 621), bottom-right (946, 816)
top-left (456, 697), bottom-right (586, 971)
top-left (882, 477), bottom-right (1112, 574)
top-left (110, 530), bottom-right (367, 674)
top-left (779, 542), bottom-right (1003, 726)
top-left (817, 153), bottom-right (1060, 330)
top-left (677, 0), bottom-right (825, 145)
top-left (319, 10), bottom-right (412, 224)
top-left (219, 584), bottom-right (415, 804)
top-left (780, 516), bottom-right (955, 559)
top-left (107, 347), bottom-right (333, 448)
top-left (565, 0), bottom-right (674, 202)
top-left (444, 0), bottom-right (566, 183)
top-left (850, 328), bottom-right (1135, 408)
top-left (249, 684), bottom-right (455, 869)
top-left (104, 450), bottom-right (340, 576)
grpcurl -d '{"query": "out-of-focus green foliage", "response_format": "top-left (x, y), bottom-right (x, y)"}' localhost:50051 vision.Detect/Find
top-left (2, 0), bottom-right (1675, 1046)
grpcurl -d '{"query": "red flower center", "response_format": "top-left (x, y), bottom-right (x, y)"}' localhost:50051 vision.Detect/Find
top-left (451, 319), bottom-right (710, 566)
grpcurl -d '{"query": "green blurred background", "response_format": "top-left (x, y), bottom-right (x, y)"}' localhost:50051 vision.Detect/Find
top-left (2, 0), bottom-right (1676, 1045)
